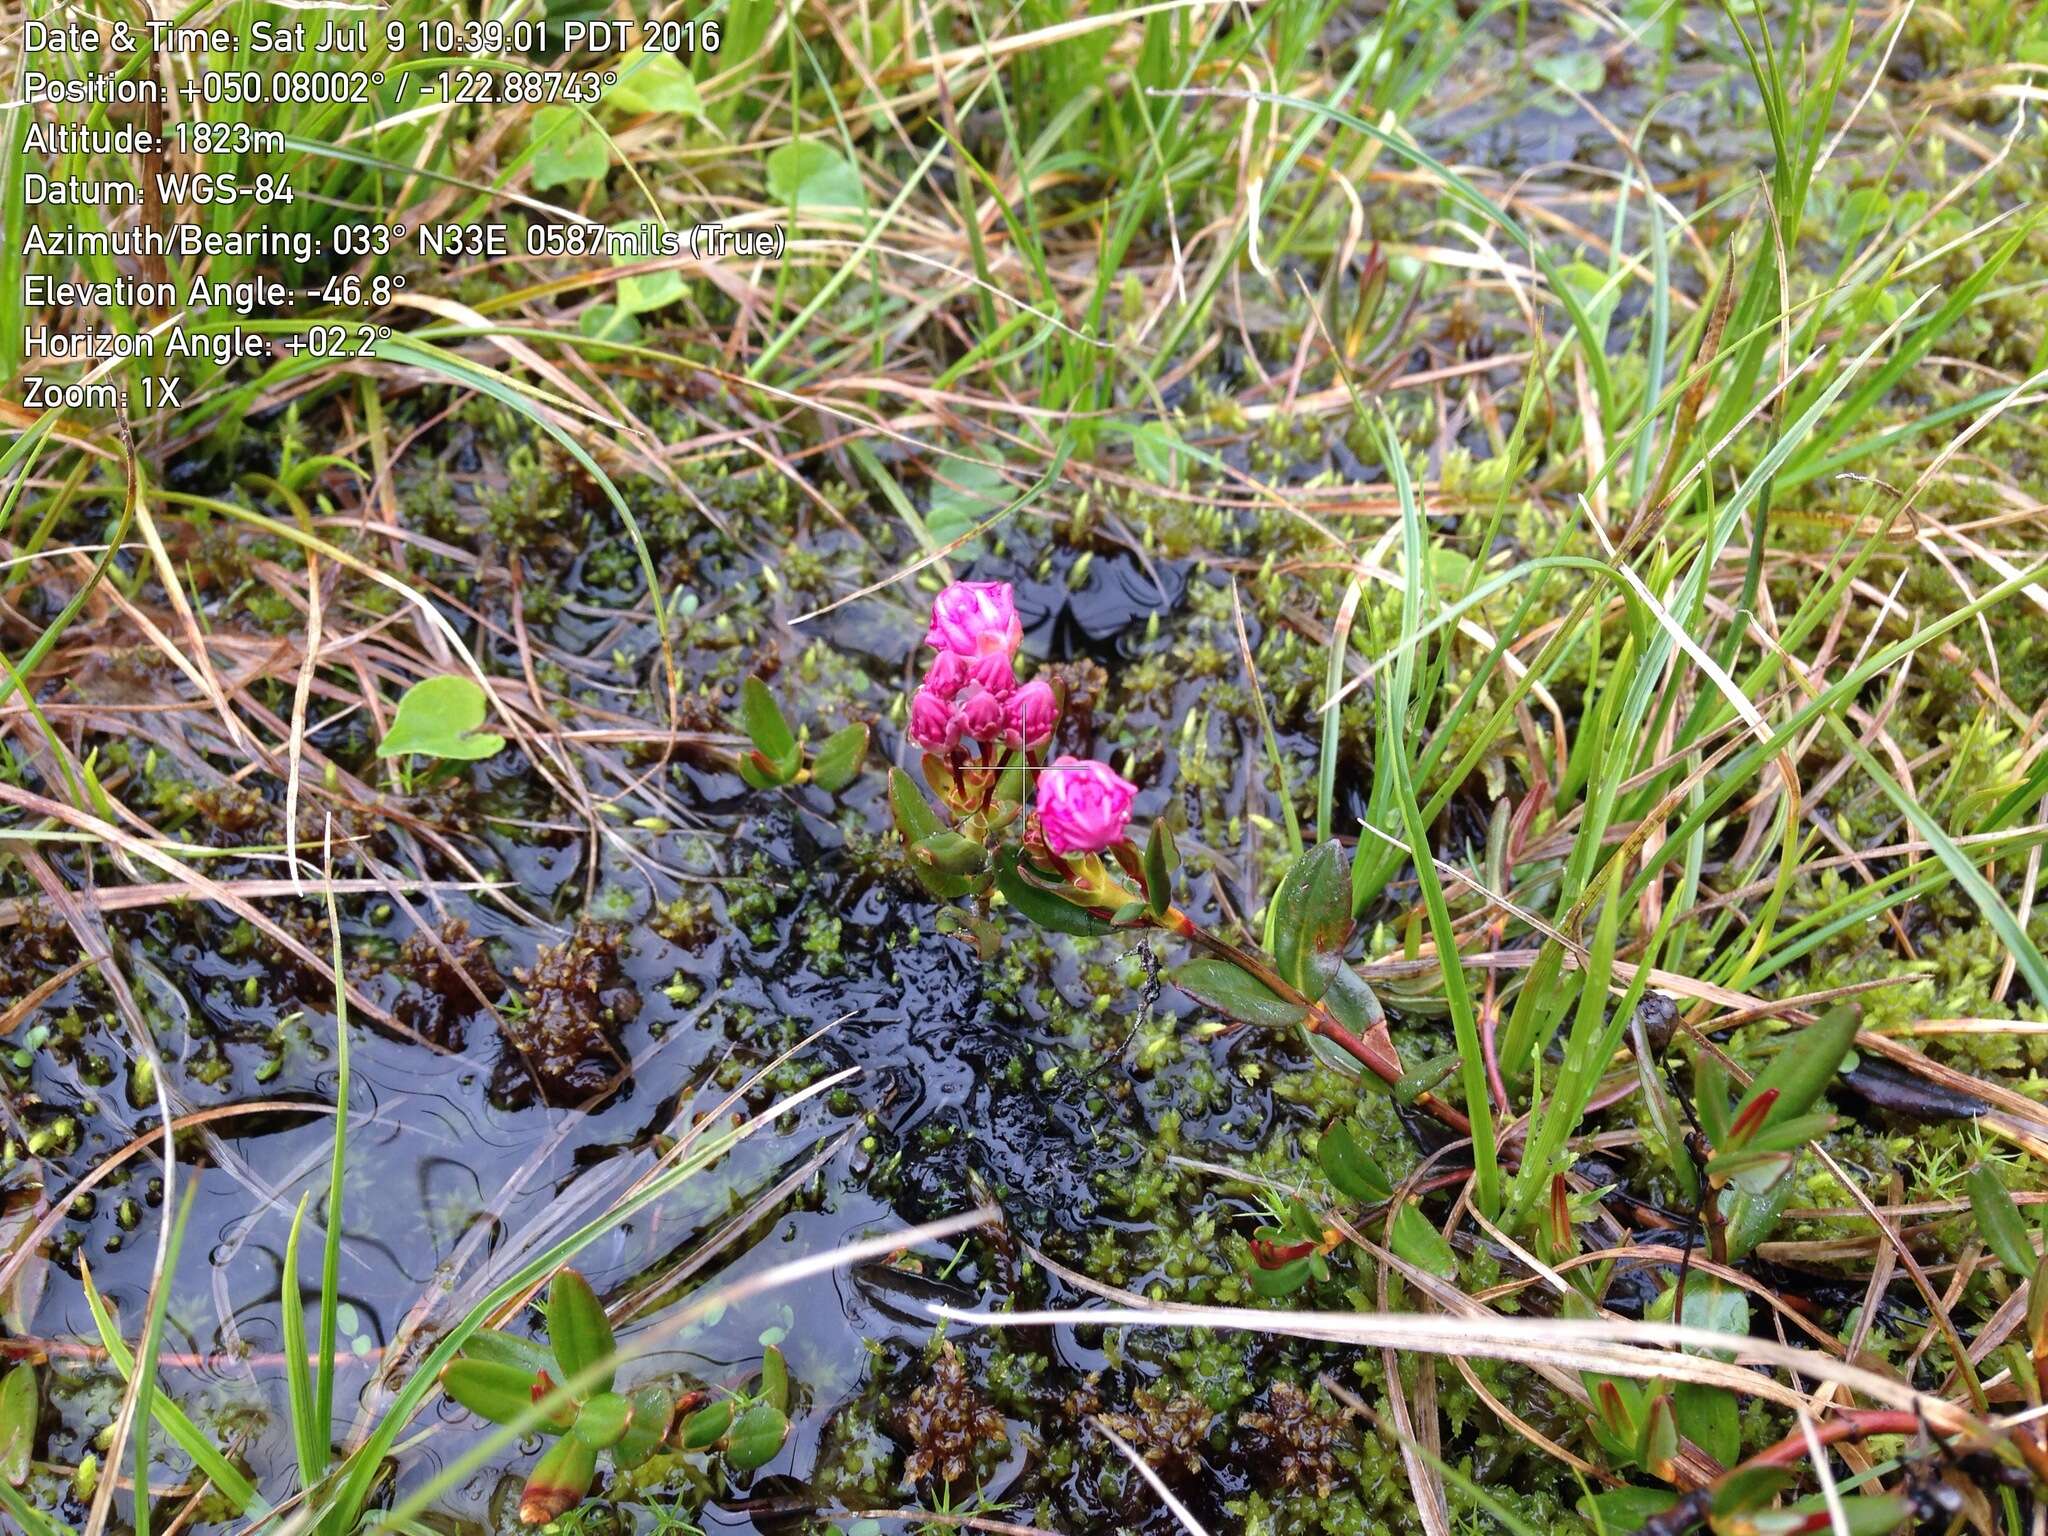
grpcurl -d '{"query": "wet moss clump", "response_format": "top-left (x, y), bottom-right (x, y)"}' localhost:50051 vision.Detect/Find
top-left (495, 920), bottom-right (639, 1107)
top-left (895, 1342), bottom-right (1010, 1488)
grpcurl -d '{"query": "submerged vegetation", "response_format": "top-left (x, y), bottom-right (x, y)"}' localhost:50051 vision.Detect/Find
top-left (1, 0), bottom-right (2046, 1535)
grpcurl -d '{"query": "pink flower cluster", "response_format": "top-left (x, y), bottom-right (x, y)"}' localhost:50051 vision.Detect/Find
top-left (908, 582), bottom-right (1057, 753)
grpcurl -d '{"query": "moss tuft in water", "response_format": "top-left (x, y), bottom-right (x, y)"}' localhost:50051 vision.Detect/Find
top-left (1241, 1381), bottom-right (1350, 1500)
top-left (896, 1343), bottom-right (1009, 1487)
top-left (496, 921), bottom-right (638, 1108)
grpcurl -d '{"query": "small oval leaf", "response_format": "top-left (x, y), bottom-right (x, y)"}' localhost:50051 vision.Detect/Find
top-left (441, 1359), bottom-right (569, 1431)
top-left (737, 677), bottom-right (799, 776)
top-left (722, 1400), bottom-right (788, 1471)
top-left (1967, 1166), bottom-right (2037, 1276)
top-left (0, 1364), bottom-right (35, 1486)
top-left (810, 722), bottom-right (869, 792)
top-left (1173, 957), bottom-right (1305, 1028)
top-left (570, 1390), bottom-right (632, 1449)
top-left (677, 1397), bottom-right (733, 1450)
top-left (546, 1269), bottom-right (615, 1394)
top-left (1317, 1120), bottom-right (1391, 1204)
top-left (519, 1433), bottom-right (597, 1525)
top-left (1272, 840), bottom-right (1352, 1001)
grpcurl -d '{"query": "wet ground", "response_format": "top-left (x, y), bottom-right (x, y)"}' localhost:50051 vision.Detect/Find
top-left (7, 5), bottom-right (2044, 1534)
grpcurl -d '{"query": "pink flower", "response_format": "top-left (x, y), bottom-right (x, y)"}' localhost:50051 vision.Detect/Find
top-left (924, 650), bottom-right (970, 700)
top-left (924, 581), bottom-right (1021, 658)
top-left (1007, 679), bottom-right (1058, 747)
top-left (1036, 756), bottom-right (1137, 854)
top-left (966, 650), bottom-right (1018, 696)
top-left (908, 687), bottom-right (960, 752)
top-left (957, 686), bottom-right (1007, 742)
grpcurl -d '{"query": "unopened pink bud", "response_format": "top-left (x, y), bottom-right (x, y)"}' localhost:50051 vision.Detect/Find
top-left (966, 650), bottom-right (1018, 696)
top-left (1007, 679), bottom-right (1058, 747)
top-left (957, 686), bottom-right (1007, 742)
top-left (908, 687), bottom-right (960, 752)
top-left (925, 650), bottom-right (970, 700)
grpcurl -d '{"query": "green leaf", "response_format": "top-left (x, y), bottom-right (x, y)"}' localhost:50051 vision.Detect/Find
top-left (611, 220), bottom-right (685, 314)
top-left (546, 1269), bottom-right (615, 1395)
top-left (677, 1398), bottom-right (733, 1450)
top-left (1124, 420), bottom-right (1184, 486)
top-left (913, 830), bottom-right (989, 877)
top-left (378, 676), bottom-right (507, 761)
top-left (0, 1364), bottom-right (33, 1486)
top-left (612, 1385), bottom-right (674, 1470)
top-left (1317, 1120), bottom-right (1392, 1204)
top-left (1634, 1391), bottom-right (1678, 1478)
top-left (1579, 1487), bottom-right (1678, 1535)
top-left (1781, 1494), bottom-right (1912, 1536)
top-left (578, 302), bottom-right (640, 355)
top-left (888, 767), bottom-right (946, 843)
top-left (765, 141), bottom-right (865, 212)
top-left (570, 1391), bottom-right (632, 1450)
top-left (530, 104), bottom-right (608, 189)
top-left (1317, 963), bottom-right (1386, 1042)
top-left (1731, 1005), bottom-right (1859, 1131)
top-left (993, 847), bottom-right (1112, 937)
top-left (1712, 1466), bottom-right (1792, 1517)
top-left (1735, 1111), bottom-right (1837, 1157)
top-left (737, 751), bottom-right (787, 790)
top-left (1534, 50), bottom-right (1605, 93)
top-left (1245, 1256), bottom-right (1313, 1298)
top-left (1173, 957), bottom-right (1305, 1028)
top-left (519, 1432), bottom-right (597, 1525)
top-left (926, 459), bottom-right (1008, 550)
top-left (1272, 839), bottom-right (1352, 1001)
top-left (605, 50), bottom-right (710, 125)
top-left (1656, 1273), bottom-right (1750, 1344)
top-left (1967, 1166), bottom-right (2037, 1276)
top-left (1391, 1202), bottom-right (1458, 1278)
top-left (1696, 1050), bottom-right (1732, 1150)
top-left (1142, 819), bottom-right (1175, 917)
top-left (760, 1345), bottom-right (789, 1415)
top-left (460, 1329), bottom-right (555, 1378)
top-left (440, 1359), bottom-right (568, 1432)
top-left (737, 677), bottom-right (799, 777)
top-left (722, 1400), bottom-right (788, 1471)
top-left (1674, 1381), bottom-right (1740, 1470)
top-left (809, 722), bottom-right (868, 793)
top-left (1723, 1008), bottom-right (1862, 1258)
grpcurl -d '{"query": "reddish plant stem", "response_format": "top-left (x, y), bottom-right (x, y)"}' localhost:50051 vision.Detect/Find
top-left (1157, 905), bottom-right (1474, 1137)
top-left (1640, 1411), bottom-right (1930, 1536)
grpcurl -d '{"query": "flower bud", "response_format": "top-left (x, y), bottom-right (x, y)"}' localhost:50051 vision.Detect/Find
top-left (966, 650), bottom-right (1018, 696)
top-left (908, 687), bottom-right (961, 752)
top-left (924, 580), bottom-right (1022, 658)
top-left (1007, 679), bottom-right (1058, 747)
top-left (1035, 756), bottom-right (1138, 854)
top-left (924, 650), bottom-right (970, 700)
top-left (957, 685), bottom-right (1007, 742)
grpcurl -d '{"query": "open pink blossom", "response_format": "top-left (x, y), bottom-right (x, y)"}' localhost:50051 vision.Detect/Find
top-left (908, 686), bottom-right (960, 752)
top-left (1007, 679), bottom-right (1058, 748)
top-left (1036, 756), bottom-right (1137, 854)
top-left (924, 581), bottom-right (1021, 658)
